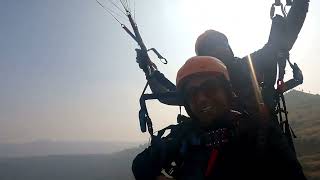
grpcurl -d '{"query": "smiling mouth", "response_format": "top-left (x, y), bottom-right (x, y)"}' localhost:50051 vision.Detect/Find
top-left (201, 106), bottom-right (216, 113)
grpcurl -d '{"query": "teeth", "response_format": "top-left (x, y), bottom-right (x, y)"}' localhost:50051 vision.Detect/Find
top-left (201, 106), bottom-right (213, 112)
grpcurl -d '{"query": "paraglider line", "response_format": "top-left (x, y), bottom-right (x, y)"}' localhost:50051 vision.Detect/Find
top-left (107, 0), bottom-right (127, 16)
top-left (96, 0), bottom-right (123, 25)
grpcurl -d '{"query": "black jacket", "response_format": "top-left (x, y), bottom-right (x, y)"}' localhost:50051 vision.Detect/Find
top-left (132, 111), bottom-right (306, 180)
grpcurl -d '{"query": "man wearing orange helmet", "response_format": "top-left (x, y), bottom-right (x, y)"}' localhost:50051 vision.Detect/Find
top-left (132, 56), bottom-right (306, 180)
top-left (176, 56), bottom-right (233, 125)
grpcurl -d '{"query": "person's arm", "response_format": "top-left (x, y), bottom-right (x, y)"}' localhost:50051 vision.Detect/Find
top-left (136, 49), bottom-right (180, 106)
top-left (286, 0), bottom-right (310, 50)
top-left (244, 0), bottom-right (309, 86)
top-left (132, 123), bottom-right (192, 180)
top-left (132, 125), bottom-right (186, 180)
top-left (132, 146), bottom-right (164, 180)
top-left (148, 71), bottom-right (181, 106)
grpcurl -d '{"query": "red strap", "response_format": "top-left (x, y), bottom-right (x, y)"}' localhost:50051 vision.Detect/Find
top-left (205, 149), bottom-right (219, 177)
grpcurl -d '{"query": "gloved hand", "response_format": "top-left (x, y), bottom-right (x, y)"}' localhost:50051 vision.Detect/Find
top-left (135, 49), bottom-right (157, 74)
top-left (292, 63), bottom-right (303, 83)
top-left (136, 49), bottom-right (150, 71)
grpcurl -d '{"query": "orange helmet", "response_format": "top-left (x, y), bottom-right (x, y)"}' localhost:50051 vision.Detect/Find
top-left (195, 30), bottom-right (229, 55)
top-left (176, 56), bottom-right (230, 89)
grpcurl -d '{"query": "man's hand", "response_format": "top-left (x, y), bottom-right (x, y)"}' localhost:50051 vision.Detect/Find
top-left (135, 49), bottom-right (157, 73)
top-left (292, 63), bottom-right (303, 83)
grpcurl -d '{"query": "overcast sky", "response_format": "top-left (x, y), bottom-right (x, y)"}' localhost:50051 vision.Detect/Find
top-left (0, 0), bottom-right (319, 143)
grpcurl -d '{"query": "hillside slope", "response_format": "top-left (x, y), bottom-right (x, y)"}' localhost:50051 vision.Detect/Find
top-left (285, 90), bottom-right (320, 140)
top-left (285, 90), bottom-right (320, 179)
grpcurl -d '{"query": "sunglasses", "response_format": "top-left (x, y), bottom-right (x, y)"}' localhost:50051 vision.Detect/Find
top-left (182, 77), bottom-right (224, 103)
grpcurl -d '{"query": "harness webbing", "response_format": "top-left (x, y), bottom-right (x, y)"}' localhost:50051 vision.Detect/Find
top-left (205, 149), bottom-right (219, 177)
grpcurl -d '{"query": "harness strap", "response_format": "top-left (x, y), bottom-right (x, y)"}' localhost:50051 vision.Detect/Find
top-left (205, 149), bottom-right (219, 177)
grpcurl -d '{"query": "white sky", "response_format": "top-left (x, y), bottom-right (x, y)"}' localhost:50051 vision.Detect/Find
top-left (0, 0), bottom-right (319, 143)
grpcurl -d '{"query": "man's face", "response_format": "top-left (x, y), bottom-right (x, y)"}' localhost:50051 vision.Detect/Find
top-left (182, 75), bottom-right (230, 127)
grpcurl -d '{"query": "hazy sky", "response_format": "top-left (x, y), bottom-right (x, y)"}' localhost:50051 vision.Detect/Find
top-left (0, 0), bottom-right (319, 143)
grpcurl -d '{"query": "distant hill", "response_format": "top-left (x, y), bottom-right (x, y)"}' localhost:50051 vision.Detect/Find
top-left (0, 146), bottom-right (146, 180)
top-left (283, 90), bottom-right (320, 180)
top-left (285, 90), bottom-right (320, 140)
top-left (0, 141), bottom-right (140, 158)
top-left (299, 153), bottom-right (320, 180)
top-left (0, 90), bottom-right (319, 180)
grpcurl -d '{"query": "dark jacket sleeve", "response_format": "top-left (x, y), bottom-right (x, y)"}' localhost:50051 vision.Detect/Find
top-left (147, 71), bottom-right (180, 106)
top-left (136, 48), bottom-right (179, 106)
top-left (244, 0), bottom-right (309, 86)
top-left (132, 146), bottom-right (163, 180)
top-left (132, 124), bottom-right (191, 180)
top-left (286, 0), bottom-right (310, 50)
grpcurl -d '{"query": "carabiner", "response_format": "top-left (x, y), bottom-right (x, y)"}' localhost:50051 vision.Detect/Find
top-left (270, 0), bottom-right (287, 19)
top-left (148, 48), bottom-right (168, 64)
